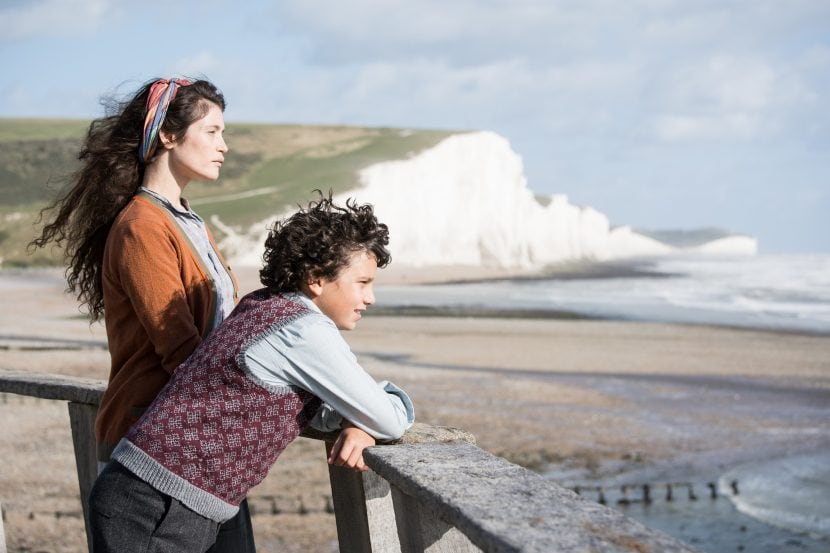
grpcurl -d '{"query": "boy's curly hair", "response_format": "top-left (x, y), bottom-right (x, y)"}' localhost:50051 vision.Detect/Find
top-left (260, 192), bottom-right (391, 294)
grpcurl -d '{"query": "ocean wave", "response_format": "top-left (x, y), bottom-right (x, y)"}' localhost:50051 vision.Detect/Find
top-left (377, 254), bottom-right (830, 333)
top-left (719, 451), bottom-right (830, 538)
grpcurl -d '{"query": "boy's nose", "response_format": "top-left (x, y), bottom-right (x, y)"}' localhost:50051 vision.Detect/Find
top-left (364, 288), bottom-right (375, 306)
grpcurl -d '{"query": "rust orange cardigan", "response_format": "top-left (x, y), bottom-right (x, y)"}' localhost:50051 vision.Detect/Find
top-left (96, 193), bottom-right (238, 460)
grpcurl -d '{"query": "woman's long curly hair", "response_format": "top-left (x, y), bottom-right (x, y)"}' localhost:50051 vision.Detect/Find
top-left (30, 78), bottom-right (226, 321)
top-left (260, 192), bottom-right (391, 294)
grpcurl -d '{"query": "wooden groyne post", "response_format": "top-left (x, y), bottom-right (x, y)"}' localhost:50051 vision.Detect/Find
top-left (0, 369), bottom-right (701, 552)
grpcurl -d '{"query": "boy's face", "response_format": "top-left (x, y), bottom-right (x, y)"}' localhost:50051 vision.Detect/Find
top-left (308, 250), bottom-right (377, 330)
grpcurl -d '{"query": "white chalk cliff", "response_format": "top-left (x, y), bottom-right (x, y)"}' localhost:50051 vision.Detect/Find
top-left (222, 131), bottom-right (757, 268)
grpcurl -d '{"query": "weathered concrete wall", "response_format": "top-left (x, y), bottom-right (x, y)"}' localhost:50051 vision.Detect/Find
top-left (0, 371), bottom-right (700, 553)
top-left (365, 442), bottom-right (700, 553)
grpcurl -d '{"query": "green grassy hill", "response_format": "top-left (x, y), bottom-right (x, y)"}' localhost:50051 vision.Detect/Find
top-left (0, 118), bottom-right (457, 267)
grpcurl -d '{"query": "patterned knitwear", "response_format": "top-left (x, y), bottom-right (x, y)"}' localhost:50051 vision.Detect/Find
top-left (112, 290), bottom-right (323, 522)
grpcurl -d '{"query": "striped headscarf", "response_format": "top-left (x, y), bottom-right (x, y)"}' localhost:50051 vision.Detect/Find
top-left (139, 78), bottom-right (192, 164)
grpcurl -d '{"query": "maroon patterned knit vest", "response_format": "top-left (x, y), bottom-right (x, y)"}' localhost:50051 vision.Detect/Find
top-left (124, 290), bottom-right (323, 508)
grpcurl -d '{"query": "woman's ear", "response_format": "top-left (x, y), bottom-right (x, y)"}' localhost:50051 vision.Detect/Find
top-left (159, 130), bottom-right (177, 150)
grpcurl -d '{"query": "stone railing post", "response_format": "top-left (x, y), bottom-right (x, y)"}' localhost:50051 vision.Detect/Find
top-left (0, 371), bottom-right (105, 553)
top-left (305, 423), bottom-right (478, 553)
top-left (1, 500), bottom-right (7, 553)
top-left (68, 402), bottom-right (99, 553)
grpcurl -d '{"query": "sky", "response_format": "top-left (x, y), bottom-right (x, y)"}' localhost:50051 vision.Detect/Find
top-left (1, 0), bottom-right (828, 253)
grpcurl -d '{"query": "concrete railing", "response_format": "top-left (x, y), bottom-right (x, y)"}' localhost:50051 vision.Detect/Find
top-left (0, 369), bottom-right (700, 552)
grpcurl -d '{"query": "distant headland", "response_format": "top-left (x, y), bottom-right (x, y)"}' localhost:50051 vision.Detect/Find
top-left (0, 120), bottom-right (755, 269)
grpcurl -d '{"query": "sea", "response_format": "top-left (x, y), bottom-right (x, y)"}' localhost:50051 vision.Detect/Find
top-left (540, 451), bottom-right (830, 553)
top-left (376, 253), bottom-right (830, 335)
top-left (375, 253), bottom-right (830, 552)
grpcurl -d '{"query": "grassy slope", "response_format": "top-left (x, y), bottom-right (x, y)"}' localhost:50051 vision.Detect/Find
top-left (0, 118), bottom-right (457, 266)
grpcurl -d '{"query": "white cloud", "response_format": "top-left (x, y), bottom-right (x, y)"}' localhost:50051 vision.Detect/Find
top-left (269, 0), bottom-right (644, 64)
top-left (653, 112), bottom-right (759, 142)
top-left (651, 56), bottom-right (790, 142)
top-left (0, 0), bottom-right (116, 40)
top-left (172, 52), bottom-right (224, 80)
top-left (276, 0), bottom-right (557, 43)
top-left (642, 8), bottom-right (732, 42)
top-left (222, 54), bottom-right (638, 137)
top-left (798, 44), bottom-right (830, 71)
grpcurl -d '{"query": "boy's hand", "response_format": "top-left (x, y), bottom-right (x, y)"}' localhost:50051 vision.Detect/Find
top-left (328, 421), bottom-right (376, 472)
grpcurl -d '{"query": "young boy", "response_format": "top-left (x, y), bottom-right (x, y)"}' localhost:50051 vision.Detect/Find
top-left (88, 195), bottom-right (414, 553)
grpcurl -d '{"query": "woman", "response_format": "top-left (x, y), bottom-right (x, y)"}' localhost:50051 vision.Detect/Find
top-left (31, 77), bottom-right (254, 552)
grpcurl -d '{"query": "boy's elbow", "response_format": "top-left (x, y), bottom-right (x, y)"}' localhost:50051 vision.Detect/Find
top-left (388, 422), bottom-right (409, 441)
top-left (374, 416), bottom-right (412, 442)
top-left (373, 426), bottom-right (405, 442)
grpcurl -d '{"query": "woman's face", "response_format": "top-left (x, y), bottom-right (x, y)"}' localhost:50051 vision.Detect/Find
top-left (167, 102), bottom-right (228, 183)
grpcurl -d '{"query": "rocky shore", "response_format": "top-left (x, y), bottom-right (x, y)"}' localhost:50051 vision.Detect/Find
top-left (1, 268), bottom-right (828, 552)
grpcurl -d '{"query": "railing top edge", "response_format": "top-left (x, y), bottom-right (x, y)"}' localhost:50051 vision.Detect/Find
top-left (300, 422), bottom-right (475, 444)
top-left (395, 422), bottom-right (476, 445)
top-left (0, 372), bottom-right (477, 450)
top-left (0, 369), bottom-right (105, 404)
top-left (364, 442), bottom-right (700, 553)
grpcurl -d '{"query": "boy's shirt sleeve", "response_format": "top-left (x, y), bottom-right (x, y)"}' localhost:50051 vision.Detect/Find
top-left (244, 313), bottom-right (415, 441)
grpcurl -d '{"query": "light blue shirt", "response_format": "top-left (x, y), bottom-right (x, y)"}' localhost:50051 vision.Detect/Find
top-left (243, 293), bottom-right (415, 441)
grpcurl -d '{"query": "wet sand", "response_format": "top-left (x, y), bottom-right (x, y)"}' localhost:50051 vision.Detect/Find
top-left (1, 267), bottom-right (829, 552)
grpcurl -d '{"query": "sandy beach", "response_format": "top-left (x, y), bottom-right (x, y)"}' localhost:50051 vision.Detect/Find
top-left (1, 267), bottom-right (829, 552)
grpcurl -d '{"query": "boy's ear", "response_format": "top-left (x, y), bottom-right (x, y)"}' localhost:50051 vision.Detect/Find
top-left (304, 275), bottom-right (324, 298)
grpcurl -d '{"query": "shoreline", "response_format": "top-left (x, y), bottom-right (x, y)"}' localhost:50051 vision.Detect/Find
top-left (374, 257), bottom-right (675, 285)
top-left (364, 307), bottom-right (830, 338)
top-left (2, 265), bottom-right (827, 338)
top-left (365, 304), bottom-right (594, 320)
top-left (364, 301), bottom-right (830, 338)
top-left (1, 267), bottom-right (829, 552)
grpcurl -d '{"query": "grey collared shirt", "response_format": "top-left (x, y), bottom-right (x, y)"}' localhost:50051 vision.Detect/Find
top-left (139, 187), bottom-right (235, 328)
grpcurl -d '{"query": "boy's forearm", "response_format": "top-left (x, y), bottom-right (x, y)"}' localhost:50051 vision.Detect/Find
top-left (310, 389), bottom-right (413, 441)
